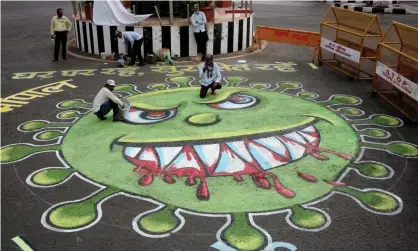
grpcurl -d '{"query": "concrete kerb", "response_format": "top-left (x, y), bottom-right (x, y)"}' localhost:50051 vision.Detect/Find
top-left (331, 3), bottom-right (415, 14)
top-left (66, 39), bottom-right (268, 64)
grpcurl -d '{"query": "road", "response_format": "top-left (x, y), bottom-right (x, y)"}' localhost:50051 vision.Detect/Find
top-left (2, 1), bottom-right (418, 251)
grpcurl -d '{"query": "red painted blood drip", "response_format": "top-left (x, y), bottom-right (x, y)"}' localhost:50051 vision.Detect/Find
top-left (165, 167), bottom-right (210, 200)
top-left (297, 171), bottom-right (318, 183)
top-left (247, 139), bottom-right (290, 163)
top-left (265, 172), bottom-right (296, 198)
top-left (251, 172), bottom-right (272, 189)
top-left (280, 135), bottom-right (352, 161)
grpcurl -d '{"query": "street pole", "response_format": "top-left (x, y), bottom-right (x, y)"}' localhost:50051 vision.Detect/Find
top-left (169, 0), bottom-right (173, 25)
top-left (232, 2), bottom-right (235, 22)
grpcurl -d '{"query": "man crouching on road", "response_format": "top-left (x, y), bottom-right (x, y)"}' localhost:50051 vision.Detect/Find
top-left (199, 54), bottom-right (222, 98)
top-left (92, 80), bottom-right (126, 122)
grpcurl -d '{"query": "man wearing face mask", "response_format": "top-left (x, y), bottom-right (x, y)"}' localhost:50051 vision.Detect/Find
top-left (50, 8), bottom-right (72, 62)
top-left (190, 4), bottom-right (209, 60)
top-left (199, 54), bottom-right (222, 98)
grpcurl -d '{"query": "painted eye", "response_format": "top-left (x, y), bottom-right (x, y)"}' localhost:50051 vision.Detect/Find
top-left (123, 108), bottom-right (176, 124)
top-left (209, 94), bottom-right (259, 110)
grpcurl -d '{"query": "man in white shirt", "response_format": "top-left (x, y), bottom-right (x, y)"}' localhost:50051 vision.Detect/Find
top-left (92, 80), bottom-right (126, 122)
top-left (199, 54), bottom-right (222, 98)
top-left (190, 4), bottom-right (209, 60)
top-left (115, 30), bottom-right (144, 66)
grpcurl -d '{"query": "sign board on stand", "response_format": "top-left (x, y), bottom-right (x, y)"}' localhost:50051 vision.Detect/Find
top-left (320, 38), bottom-right (361, 64)
top-left (375, 61), bottom-right (418, 102)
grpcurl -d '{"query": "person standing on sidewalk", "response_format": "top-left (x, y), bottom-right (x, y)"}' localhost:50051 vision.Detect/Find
top-left (190, 4), bottom-right (208, 60)
top-left (50, 8), bottom-right (72, 62)
top-left (115, 30), bottom-right (145, 66)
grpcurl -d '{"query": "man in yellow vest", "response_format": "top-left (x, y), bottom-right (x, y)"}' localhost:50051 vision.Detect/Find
top-left (50, 8), bottom-right (72, 62)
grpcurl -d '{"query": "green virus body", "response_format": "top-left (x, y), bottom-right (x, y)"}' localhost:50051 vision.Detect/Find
top-left (1, 76), bottom-right (416, 251)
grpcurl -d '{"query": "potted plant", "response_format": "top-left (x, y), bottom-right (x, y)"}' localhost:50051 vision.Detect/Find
top-left (196, 1), bottom-right (214, 22)
top-left (84, 1), bottom-right (93, 20)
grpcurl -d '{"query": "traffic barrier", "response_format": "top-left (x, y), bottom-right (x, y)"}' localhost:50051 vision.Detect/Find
top-left (251, 25), bottom-right (320, 62)
top-left (372, 22), bottom-right (418, 122)
top-left (318, 6), bottom-right (383, 80)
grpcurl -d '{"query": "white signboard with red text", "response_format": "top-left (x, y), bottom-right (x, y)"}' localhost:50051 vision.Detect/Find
top-left (376, 61), bottom-right (418, 102)
top-left (320, 37), bottom-right (361, 63)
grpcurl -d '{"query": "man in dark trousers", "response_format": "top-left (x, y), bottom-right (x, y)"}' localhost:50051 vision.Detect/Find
top-left (92, 80), bottom-right (126, 122)
top-left (190, 4), bottom-right (208, 60)
top-left (50, 8), bottom-right (72, 62)
top-left (115, 30), bottom-right (145, 66)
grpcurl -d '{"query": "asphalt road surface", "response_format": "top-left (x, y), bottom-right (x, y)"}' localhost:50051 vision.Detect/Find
top-left (2, 1), bottom-right (418, 251)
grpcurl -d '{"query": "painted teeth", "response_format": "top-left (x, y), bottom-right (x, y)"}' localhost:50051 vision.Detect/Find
top-left (123, 125), bottom-right (320, 172)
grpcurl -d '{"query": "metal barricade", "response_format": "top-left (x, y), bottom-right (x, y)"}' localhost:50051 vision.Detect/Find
top-left (319, 7), bottom-right (383, 81)
top-left (372, 22), bottom-right (418, 122)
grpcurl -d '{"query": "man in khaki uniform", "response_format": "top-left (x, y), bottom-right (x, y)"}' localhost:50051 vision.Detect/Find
top-left (50, 8), bottom-right (72, 62)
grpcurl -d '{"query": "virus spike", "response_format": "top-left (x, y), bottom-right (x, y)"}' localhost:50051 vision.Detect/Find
top-left (350, 162), bottom-right (391, 178)
top-left (319, 95), bottom-right (362, 106)
top-left (19, 120), bottom-right (71, 132)
top-left (57, 110), bottom-right (80, 119)
top-left (137, 206), bottom-right (180, 234)
top-left (349, 115), bottom-right (402, 127)
top-left (249, 82), bottom-right (270, 90)
top-left (274, 81), bottom-right (301, 93)
top-left (335, 187), bottom-right (401, 213)
top-left (361, 128), bottom-right (389, 138)
top-left (222, 213), bottom-right (265, 251)
top-left (57, 99), bottom-right (91, 109)
top-left (297, 171), bottom-right (318, 183)
top-left (224, 76), bottom-right (247, 87)
top-left (148, 83), bottom-right (169, 91)
top-left (166, 76), bottom-right (195, 88)
top-left (337, 107), bottom-right (363, 116)
top-left (45, 187), bottom-right (120, 229)
top-left (113, 84), bottom-right (140, 95)
top-left (0, 144), bottom-right (60, 164)
top-left (297, 92), bottom-right (318, 100)
top-left (289, 205), bottom-right (327, 229)
top-left (362, 142), bottom-right (418, 157)
top-left (30, 168), bottom-right (75, 186)
top-left (35, 131), bottom-right (64, 140)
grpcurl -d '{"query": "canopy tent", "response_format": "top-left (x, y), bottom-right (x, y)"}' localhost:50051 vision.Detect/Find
top-left (93, 0), bottom-right (153, 26)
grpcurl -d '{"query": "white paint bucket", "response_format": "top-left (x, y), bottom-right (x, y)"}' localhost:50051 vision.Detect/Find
top-left (121, 98), bottom-right (131, 111)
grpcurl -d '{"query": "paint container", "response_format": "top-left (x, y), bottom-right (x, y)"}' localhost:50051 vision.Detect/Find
top-left (121, 98), bottom-right (131, 111)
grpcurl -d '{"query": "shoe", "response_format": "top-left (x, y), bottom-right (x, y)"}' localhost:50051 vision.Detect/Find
top-left (63, 57), bottom-right (67, 60)
top-left (137, 62), bottom-right (145, 66)
top-left (128, 62), bottom-right (135, 66)
top-left (95, 113), bottom-right (106, 120)
top-left (52, 59), bottom-right (58, 62)
top-left (113, 116), bottom-right (127, 122)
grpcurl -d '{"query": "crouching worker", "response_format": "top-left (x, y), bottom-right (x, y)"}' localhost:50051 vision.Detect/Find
top-left (92, 80), bottom-right (126, 122)
top-left (199, 54), bottom-right (222, 98)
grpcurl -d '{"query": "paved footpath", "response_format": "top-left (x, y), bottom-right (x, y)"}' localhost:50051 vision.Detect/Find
top-left (2, 1), bottom-right (418, 251)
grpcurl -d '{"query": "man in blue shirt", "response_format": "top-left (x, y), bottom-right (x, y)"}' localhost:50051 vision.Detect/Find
top-left (190, 4), bottom-right (209, 60)
top-left (199, 54), bottom-right (222, 98)
top-left (115, 30), bottom-right (144, 66)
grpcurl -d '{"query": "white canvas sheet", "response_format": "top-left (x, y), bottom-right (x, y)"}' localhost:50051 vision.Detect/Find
top-left (93, 0), bottom-right (152, 26)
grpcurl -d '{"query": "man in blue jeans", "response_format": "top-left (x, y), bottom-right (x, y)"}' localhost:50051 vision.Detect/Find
top-left (115, 30), bottom-right (144, 66)
top-left (92, 80), bottom-right (126, 122)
